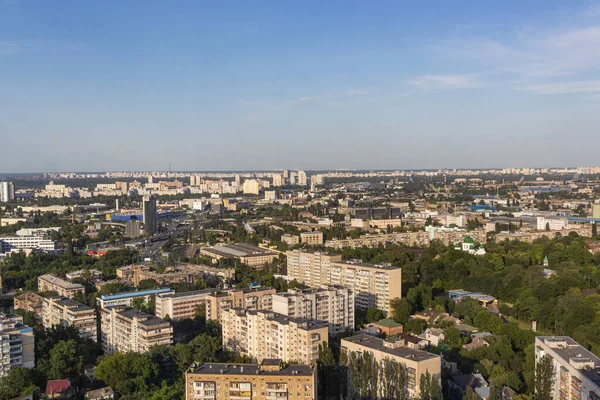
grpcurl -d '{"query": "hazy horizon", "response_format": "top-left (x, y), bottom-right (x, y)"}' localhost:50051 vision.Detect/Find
top-left (2, 0), bottom-right (600, 172)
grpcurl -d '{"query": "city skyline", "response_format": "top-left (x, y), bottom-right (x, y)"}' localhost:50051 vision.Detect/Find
top-left (3, 1), bottom-right (600, 172)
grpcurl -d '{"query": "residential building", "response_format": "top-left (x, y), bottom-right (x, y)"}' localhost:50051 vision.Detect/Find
top-left (155, 289), bottom-right (217, 320)
top-left (300, 231), bottom-right (324, 245)
top-left (297, 170), bottom-right (308, 186)
top-left (281, 234), bottom-right (300, 246)
top-left (97, 288), bottom-right (174, 309)
top-left (537, 216), bottom-right (569, 231)
top-left (65, 269), bottom-right (103, 281)
top-left (286, 250), bottom-right (402, 314)
top-left (42, 296), bottom-right (97, 342)
top-left (200, 243), bottom-right (279, 269)
top-left (425, 328), bottom-right (445, 346)
top-left (0, 182), bottom-right (15, 202)
top-left (0, 313), bottom-right (35, 377)
top-left (264, 190), bottom-right (276, 201)
top-left (0, 217), bottom-right (31, 227)
top-left (185, 359), bottom-right (317, 400)
top-left (13, 292), bottom-right (44, 319)
top-left (272, 173), bottom-right (284, 187)
top-left (142, 195), bottom-right (157, 234)
top-left (242, 179), bottom-right (260, 195)
top-left (205, 287), bottom-right (276, 321)
top-left (45, 379), bottom-right (72, 399)
top-left (341, 334), bottom-right (441, 399)
top-left (271, 287), bottom-right (354, 335)
top-left (534, 336), bottom-right (600, 400)
top-left (38, 274), bottom-right (85, 299)
top-left (100, 305), bottom-right (173, 353)
top-left (125, 220), bottom-right (142, 237)
top-left (85, 386), bottom-right (115, 400)
top-left (116, 264), bottom-right (233, 287)
top-left (0, 235), bottom-right (56, 255)
top-left (369, 318), bottom-right (404, 336)
top-left (221, 308), bottom-right (328, 364)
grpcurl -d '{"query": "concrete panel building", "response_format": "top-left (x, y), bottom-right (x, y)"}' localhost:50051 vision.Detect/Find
top-left (341, 334), bottom-right (441, 399)
top-left (272, 287), bottom-right (354, 335)
top-left (100, 305), bottom-right (172, 353)
top-left (155, 289), bottom-right (217, 321)
top-left (300, 231), bottom-right (324, 245)
top-left (0, 314), bottom-right (35, 377)
top-left (205, 287), bottom-right (275, 321)
top-left (534, 336), bottom-right (600, 400)
top-left (185, 359), bottom-right (316, 400)
top-left (221, 308), bottom-right (328, 365)
top-left (42, 296), bottom-right (97, 342)
top-left (97, 288), bottom-right (174, 309)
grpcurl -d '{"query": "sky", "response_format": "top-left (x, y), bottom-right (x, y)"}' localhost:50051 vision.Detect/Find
top-left (1, 0), bottom-right (600, 172)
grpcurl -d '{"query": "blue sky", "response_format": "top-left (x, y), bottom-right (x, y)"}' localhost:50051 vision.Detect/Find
top-left (1, 0), bottom-right (600, 172)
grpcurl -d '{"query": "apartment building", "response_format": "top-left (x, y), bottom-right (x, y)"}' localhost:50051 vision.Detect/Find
top-left (281, 234), bottom-right (300, 246)
top-left (534, 336), bottom-right (600, 400)
top-left (205, 287), bottom-right (276, 321)
top-left (38, 274), bottom-right (85, 299)
top-left (185, 359), bottom-right (317, 400)
top-left (116, 264), bottom-right (234, 287)
top-left (536, 216), bottom-right (569, 231)
top-left (300, 231), bottom-right (324, 245)
top-left (0, 314), bottom-right (35, 377)
top-left (97, 288), bottom-right (174, 309)
top-left (0, 236), bottom-right (56, 255)
top-left (272, 287), bottom-right (354, 335)
top-left (341, 334), bottom-right (441, 399)
top-left (155, 289), bottom-right (217, 320)
top-left (286, 250), bottom-right (402, 314)
top-left (221, 308), bottom-right (328, 365)
top-left (42, 296), bottom-right (97, 342)
top-left (100, 305), bottom-right (173, 353)
top-left (13, 292), bottom-right (44, 319)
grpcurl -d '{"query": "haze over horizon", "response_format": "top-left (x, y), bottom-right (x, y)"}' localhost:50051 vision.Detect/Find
top-left (2, 0), bottom-right (600, 173)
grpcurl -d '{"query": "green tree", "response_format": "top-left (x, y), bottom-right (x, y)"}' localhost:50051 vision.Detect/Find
top-left (366, 307), bottom-right (385, 323)
top-left (45, 339), bottom-right (83, 380)
top-left (0, 366), bottom-right (40, 399)
top-left (391, 298), bottom-right (411, 324)
top-left (534, 355), bottom-right (555, 400)
top-left (95, 352), bottom-right (160, 397)
top-left (463, 386), bottom-right (480, 400)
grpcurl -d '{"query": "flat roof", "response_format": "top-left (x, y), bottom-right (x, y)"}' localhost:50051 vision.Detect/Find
top-left (157, 288), bottom-right (216, 299)
top-left (39, 274), bottom-right (85, 290)
top-left (373, 319), bottom-right (402, 328)
top-left (342, 334), bottom-right (440, 362)
top-left (537, 336), bottom-right (600, 385)
top-left (50, 296), bottom-right (93, 312)
top-left (333, 260), bottom-right (399, 271)
top-left (188, 362), bottom-right (313, 377)
top-left (100, 288), bottom-right (173, 301)
top-left (203, 243), bottom-right (276, 258)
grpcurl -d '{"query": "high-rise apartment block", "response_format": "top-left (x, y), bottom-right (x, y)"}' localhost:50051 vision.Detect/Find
top-left (534, 336), bottom-right (600, 400)
top-left (341, 334), bottom-right (441, 399)
top-left (185, 359), bottom-right (317, 400)
top-left (42, 296), bottom-right (97, 342)
top-left (272, 287), bottom-right (354, 335)
top-left (100, 305), bottom-right (172, 353)
top-left (142, 195), bottom-right (157, 234)
top-left (297, 170), bottom-right (307, 186)
top-left (0, 314), bottom-right (35, 377)
top-left (221, 308), bottom-right (328, 365)
top-left (286, 250), bottom-right (402, 314)
top-left (38, 274), bottom-right (85, 299)
top-left (272, 173), bottom-right (284, 187)
top-left (155, 289), bottom-right (216, 321)
top-left (0, 182), bottom-right (15, 203)
top-left (205, 287), bottom-right (276, 321)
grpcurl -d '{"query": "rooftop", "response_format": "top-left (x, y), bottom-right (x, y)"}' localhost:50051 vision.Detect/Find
top-left (187, 362), bottom-right (313, 377)
top-left (157, 288), bottom-right (217, 299)
top-left (342, 334), bottom-right (440, 362)
top-left (39, 274), bottom-right (84, 291)
top-left (100, 287), bottom-right (173, 301)
top-left (203, 243), bottom-right (277, 258)
top-left (49, 296), bottom-right (93, 312)
top-left (373, 319), bottom-right (402, 329)
top-left (537, 336), bottom-right (600, 385)
top-left (334, 260), bottom-right (400, 271)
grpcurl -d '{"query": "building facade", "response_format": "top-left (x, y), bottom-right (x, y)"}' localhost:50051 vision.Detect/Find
top-left (534, 336), bottom-right (600, 400)
top-left (13, 292), bottom-right (45, 319)
top-left (100, 305), bottom-right (172, 353)
top-left (221, 308), bottom-right (328, 365)
top-left (97, 288), bottom-right (174, 309)
top-left (38, 274), bottom-right (85, 298)
top-left (341, 334), bottom-right (441, 399)
top-left (0, 314), bottom-right (35, 377)
top-left (142, 195), bottom-right (157, 235)
top-left (205, 287), bottom-right (276, 321)
top-left (185, 359), bottom-right (317, 400)
top-left (42, 296), bottom-right (97, 342)
top-left (155, 289), bottom-right (217, 320)
top-left (286, 250), bottom-right (402, 314)
top-left (272, 287), bottom-right (354, 335)
top-left (300, 231), bottom-right (324, 245)
top-left (0, 182), bottom-right (14, 203)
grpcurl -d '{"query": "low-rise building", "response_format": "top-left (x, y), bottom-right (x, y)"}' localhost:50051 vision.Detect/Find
top-left (97, 288), bottom-right (174, 309)
top-left (0, 236), bottom-right (56, 255)
top-left (42, 296), bottom-right (97, 342)
top-left (205, 287), bottom-right (275, 321)
top-left (200, 243), bottom-right (279, 269)
top-left (0, 313), bottom-right (35, 377)
top-left (281, 234), bottom-right (300, 246)
top-left (272, 287), bottom-right (354, 335)
top-left (38, 274), bottom-right (85, 299)
top-left (100, 305), bottom-right (173, 353)
top-left (65, 269), bottom-right (103, 281)
top-left (13, 292), bottom-right (45, 319)
top-left (300, 231), bottom-right (324, 245)
top-left (222, 308), bottom-right (328, 365)
top-left (185, 359), bottom-right (317, 400)
top-left (369, 318), bottom-right (404, 336)
top-left (155, 289), bottom-right (217, 321)
top-left (85, 386), bottom-right (115, 400)
top-left (116, 264), bottom-right (233, 287)
top-left (341, 334), bottom-right (441, 399)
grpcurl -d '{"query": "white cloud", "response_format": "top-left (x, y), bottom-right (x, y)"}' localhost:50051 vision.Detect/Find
top-left (347, 89), bottom-right (367, 96)
top-left (409, 74), bottom-right (480, 90)
top-left (299, 97), bottom-right (315, 103)
top-left (518, 80), bottom-right (600, 95)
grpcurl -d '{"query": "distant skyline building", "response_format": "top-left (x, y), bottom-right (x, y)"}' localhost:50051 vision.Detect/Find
top-left (272, 173), bottom-right (284, 187)
top-left (0, 182), bottom-right (14, 202)
top-left (142, 195), bottom-right (157, 234)
top-left (297, 170), bottom-right (307, 186)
